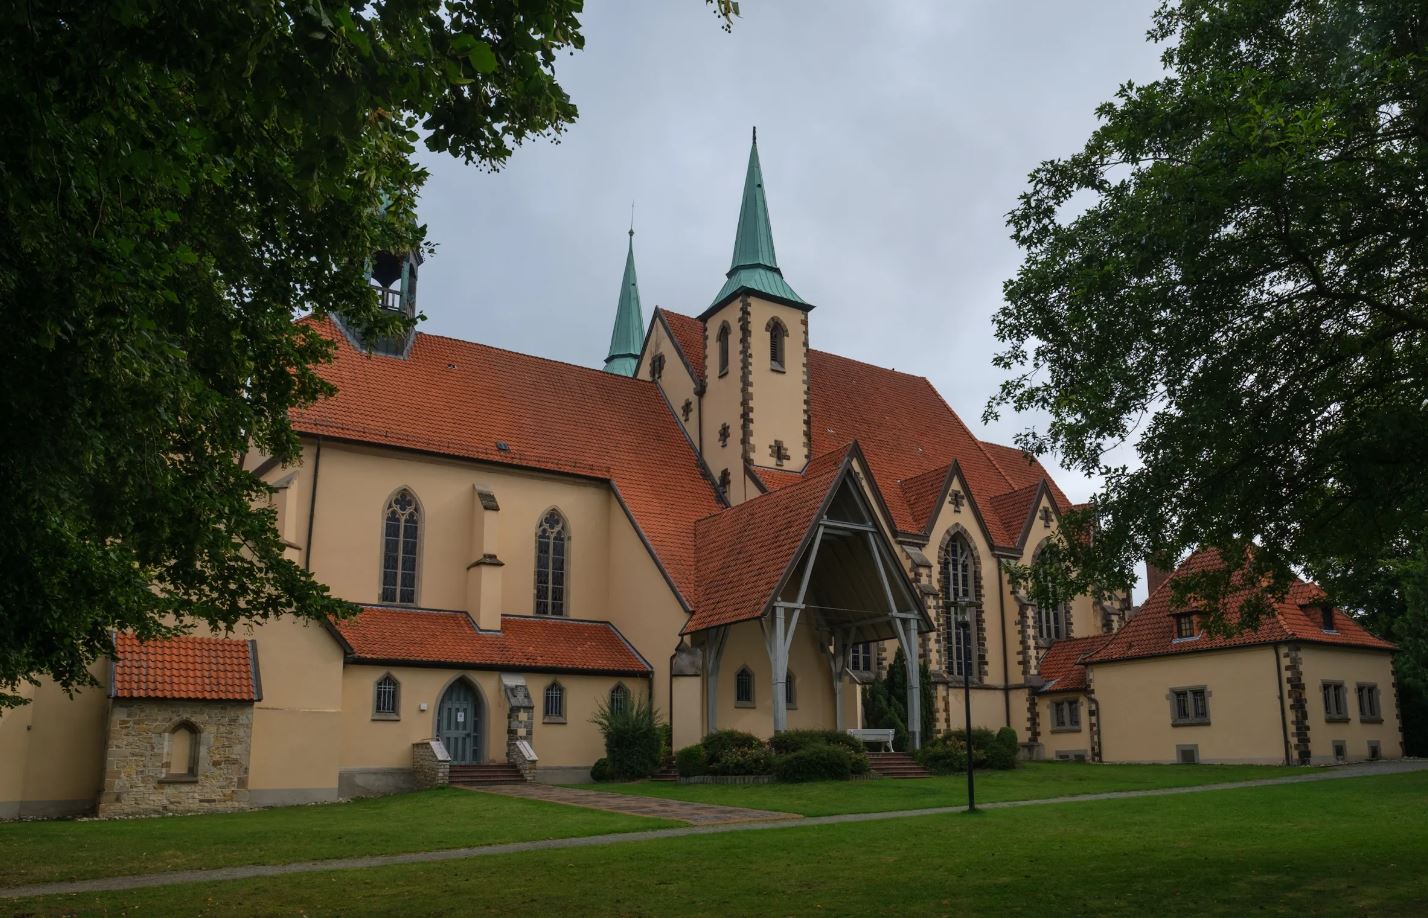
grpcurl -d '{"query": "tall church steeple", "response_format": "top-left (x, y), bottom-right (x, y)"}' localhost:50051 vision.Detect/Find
top-left (704, 128), bottom-right (809, 318)
top-left (603, 224), bottom-right (644, 376)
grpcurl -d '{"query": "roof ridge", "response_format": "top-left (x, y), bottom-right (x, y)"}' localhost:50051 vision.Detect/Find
top-left (407, 328), bottom-right (662, 388)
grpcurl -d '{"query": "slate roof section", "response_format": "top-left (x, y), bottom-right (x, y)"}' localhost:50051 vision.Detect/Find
top-left (685, 447), bottom-right (852, 634)
top-left (333, 609), bottom-right (652, 675)
top-left (1086, 549), bottom-right (1395, 665)
top-left (291, 319), bottom-right (723, 608)
top-left (111, 633), bottom-right (261, 702)
top-left (1036, 633), bottom-right (1115, 693)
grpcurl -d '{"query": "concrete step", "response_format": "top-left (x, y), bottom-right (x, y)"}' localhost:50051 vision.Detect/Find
top-left (866, 752), bottom-right (931, 779)
top-left (449, 763), bottom-right (527, 786)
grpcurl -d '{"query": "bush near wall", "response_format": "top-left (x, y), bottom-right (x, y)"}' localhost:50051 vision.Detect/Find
top-left (774, 745), bottom-right (854, 782)
top-left (591, 696), bottom-right (664, 780)
top-left (916, 727), bottom-right (1019, 774)
top-left (675, 744), bottom-right (709, 778)
top-left (677, 730), bottom-right (870, 781)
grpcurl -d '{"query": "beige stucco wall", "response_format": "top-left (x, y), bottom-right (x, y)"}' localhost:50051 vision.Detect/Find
top-left (1297, 645), bottom-right (1401, 763)
top-left (743, 295), bottom-right (810, 476)
top-left (1091, 646), bottom-right (1290, 764)
top-left (710, 617), bottom-right (842, 738)
top-left (0, 672), bottom-right (108, 819)
top-left (698, 301), bottom-right (754, 505)
top-left (639, 317), bottom-right (701, 448)
top-left (1035, 693), bottom-right (1093, 759)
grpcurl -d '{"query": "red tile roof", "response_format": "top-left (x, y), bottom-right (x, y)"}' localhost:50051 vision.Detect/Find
top-left (982, 442), bottom-right (1071, 509)
top-left (291, 319), bottom-right (723, 607)
top-left (658, 308), bottom-right (706, 385)
top-left (1087, 549), bottom-right (1395, 664)
top-left (749, 465), bottom-right (804, 492)
top-left (685, 447), bottom-right (852, 634)
top-left (333, 609), bottom-right (652, 675)
top-left (111, 633), bottom-right (261, 702)
top-left (1036, 633), bottom-right (1115, 693)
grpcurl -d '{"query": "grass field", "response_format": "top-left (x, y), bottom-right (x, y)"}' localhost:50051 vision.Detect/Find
top-left (12, 771), bottom-right (1426, 916)
top-left (597, 760), bottom-right (1310, 816)
top-left (0, 787), bottom-right (675, 889)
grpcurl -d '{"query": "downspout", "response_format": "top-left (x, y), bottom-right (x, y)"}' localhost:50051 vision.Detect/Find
top-left (303, 436), bottom-right (323, 571)
top-left (997, 559), bottom-right (1012, 728)
top-left (1272, 642), bottom-right (1291, 766)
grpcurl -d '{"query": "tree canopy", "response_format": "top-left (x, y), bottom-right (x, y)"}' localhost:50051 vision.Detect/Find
top-left (0, 1), bottom-right (589, 707)
top-left (992, 0), bottom-right (1426, 747)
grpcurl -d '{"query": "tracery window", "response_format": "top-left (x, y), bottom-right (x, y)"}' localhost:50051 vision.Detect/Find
top-left (535, 510), bottom-right (570, 615)
top-left (381, 489), bottom-right (421, 604)
top-left (608, 683), bottom-right (631, 715)
top-left (941, 533), bottom-right (977, 678)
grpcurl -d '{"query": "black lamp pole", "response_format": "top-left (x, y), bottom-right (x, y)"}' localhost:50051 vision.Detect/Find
top-left (959, 604), bottom-right (976, 812)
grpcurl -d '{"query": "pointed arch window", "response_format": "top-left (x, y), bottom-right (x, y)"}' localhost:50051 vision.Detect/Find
top-left (381, 489), bottom-right (421, 604)
top-left (767, 318), bottom-right (787, 372)
top-left (784, 670), bottom-right (797, 709)
top-left (717, 322), bottom-right (731, 376)
top-left (941, 533), bottom-right (978, 679)
top-left (373, 673), bottom-right (400, 720)
top-left (543, 681), bottom-right (566, 723)
top-left (535, 510), bottom-right (570, 615)
top-left (735, 665), bottom-right (755, 707)
top-left (608, 683), bottom-right (631, 715)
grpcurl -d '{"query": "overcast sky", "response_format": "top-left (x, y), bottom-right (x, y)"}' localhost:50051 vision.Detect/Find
top-left (412, 0), bottom-right (1166, 575)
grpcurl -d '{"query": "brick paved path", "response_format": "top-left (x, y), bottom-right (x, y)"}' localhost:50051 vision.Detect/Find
top-left (4, 759), bottom-right (1423, 901)
top-left (469, 782), bottom-right (800, 825)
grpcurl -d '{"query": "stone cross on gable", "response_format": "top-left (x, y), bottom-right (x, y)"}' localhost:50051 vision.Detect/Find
top-left (948, 489), bottom-right (965, 512)
top-left (718, 423), bottom-right (731, 447)
top-left (769, 439), bottom-right (791, 467)
top-left (1040, 505), bottom-right (1054, 528)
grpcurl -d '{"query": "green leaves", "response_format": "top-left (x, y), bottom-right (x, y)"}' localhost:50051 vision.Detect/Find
top-left (0, 0), bottom-right (585, 707)
top-left (993, 0), bottom-right (1428, 636)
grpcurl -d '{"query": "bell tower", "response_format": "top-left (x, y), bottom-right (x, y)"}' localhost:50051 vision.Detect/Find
top-left (698, 130), bottom-right (813, 499)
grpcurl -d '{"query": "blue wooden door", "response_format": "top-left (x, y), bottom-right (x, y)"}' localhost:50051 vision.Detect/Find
top-left (438, 680), bottom-right (480, 764)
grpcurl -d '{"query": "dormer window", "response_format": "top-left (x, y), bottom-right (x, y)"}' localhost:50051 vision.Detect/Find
top-left (1174, 613), bottom-right (1198, 640)
top-left (1320, 605), bottom-right (1336, 632)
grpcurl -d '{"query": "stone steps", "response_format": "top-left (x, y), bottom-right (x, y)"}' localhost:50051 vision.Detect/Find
top-left (866, 751), bottom-right (932, 779)
top-left (449, 763), bottom-right (527, 786)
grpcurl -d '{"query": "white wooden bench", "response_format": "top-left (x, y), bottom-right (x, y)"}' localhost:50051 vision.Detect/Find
top-left (847, 728), bottom-right (895, 752)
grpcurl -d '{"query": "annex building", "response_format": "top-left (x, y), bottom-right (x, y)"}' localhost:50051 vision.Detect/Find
top-left (0, 135), bottom-right (1404, 819)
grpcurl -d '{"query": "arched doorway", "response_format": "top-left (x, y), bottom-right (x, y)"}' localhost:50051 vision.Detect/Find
top-left (436, 678), bottom-right (483, 764)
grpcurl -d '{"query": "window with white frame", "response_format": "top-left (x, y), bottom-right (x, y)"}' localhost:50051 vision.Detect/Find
top-left (849, 642), bottom-right (873, 672)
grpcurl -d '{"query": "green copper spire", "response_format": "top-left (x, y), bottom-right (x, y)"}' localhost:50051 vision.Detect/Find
top-left (604, 225), bottom-right (645, 376)
top-left (706, 128), bottom-right (808, 314)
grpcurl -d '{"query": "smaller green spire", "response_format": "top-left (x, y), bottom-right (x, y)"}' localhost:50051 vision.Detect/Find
top-left (603, 225), bottom-right (644, 376)
top-left (707, 128), bottom-right (808, 314)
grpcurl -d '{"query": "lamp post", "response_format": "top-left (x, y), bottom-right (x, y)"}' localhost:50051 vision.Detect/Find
top-left (956, 598), bottom-right (976, 812)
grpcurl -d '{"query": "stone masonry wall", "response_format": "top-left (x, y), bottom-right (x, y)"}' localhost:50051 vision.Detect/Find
top-left (100, 700), bottom-right (253, 817)
top-left (412, 740), bottom-right (451, 789)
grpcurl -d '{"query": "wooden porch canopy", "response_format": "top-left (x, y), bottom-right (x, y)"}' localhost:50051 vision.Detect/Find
top-left (684, 445), bottom-right (934, 748)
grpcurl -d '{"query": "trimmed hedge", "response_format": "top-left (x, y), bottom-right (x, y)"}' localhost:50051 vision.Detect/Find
top-left (674, 743), bottom-right (708, 778)
top-left (773, 745), bottom-right (853, 783)
top-left (768, 729), bottom-right (864, 756)
top-left (701, 730), bottom-right (762, 762)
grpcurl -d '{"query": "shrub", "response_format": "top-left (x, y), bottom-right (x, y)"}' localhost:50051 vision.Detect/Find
top-left (916, 737), bottom-right (967, 774)
top-left (861, 681), bottom-right (909, 752)
top-left (675, 743), bottom-right (708, 778)
top-left (591, 695), bottom-right (663, 780)
top-left (701, 729), bottom-right (762, 763)
top-left (774, 745), bottom-right (853, 783)
top-left (590, 757), bottom-right (611, 782)
top-left (987, 727), bottom-right (1019, 770)
top-left (707, 744), bottom-right (774, 776)
top-left (768, 729), bottom-right (864, 756)
top-left (658, 722), bottom-right (674, 767)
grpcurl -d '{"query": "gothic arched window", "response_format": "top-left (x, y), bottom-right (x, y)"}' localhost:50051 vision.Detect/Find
top-left (535, 509), bottom-right (570, 615)
top-left (381, 489), bottom-right (421, 604)
top-left (543, 681), bottom-right (566, 722)
top-left (735, 665), bottom-right (754, 706)
top-left (767, 318), bottom-right (787, 371)
top-left (941, 533), bottom-right (978, 679)
top-left (373, 673), bottom-right (400, 719)
top-left (717, 322), bottom-right (731, 376)
top-left (608, 682), bottom-right (631, 715)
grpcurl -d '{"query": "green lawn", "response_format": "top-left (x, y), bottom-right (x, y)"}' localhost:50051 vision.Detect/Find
top-left (0, 788), bottom-right (675, 889)
top-left (14, 771), bottom-right (1427, 916)
top-left (597, 760), bottom-right (1310, 816)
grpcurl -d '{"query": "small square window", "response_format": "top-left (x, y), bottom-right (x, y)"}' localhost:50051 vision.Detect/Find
top-left (1322, 681), bottom-right (1349, 721)
top-left (1174, 613), bottom-right (1197, 640)
top-left (1177, 744), bottom-right (1199, 764)
top-left (1332, 740), bottom-right (1347, 764)
top-left (1171, 687), bottom-right (1210, 725)
top-left (1368, 741), bottom-right (1381, 761)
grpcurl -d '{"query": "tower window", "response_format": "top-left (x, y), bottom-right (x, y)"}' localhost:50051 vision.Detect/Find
top-left (535, 510), bottom-right (570, 615)
top-left (380, 489), bottom-right (421, 604)
top-left (767, 318), bottom-right (787, 371)
top-left (717, 322), bottom-right (731, 376)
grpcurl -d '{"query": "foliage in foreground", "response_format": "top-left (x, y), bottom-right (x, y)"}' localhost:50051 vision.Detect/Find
top-left (674, 729), bottom-right (869, 781)
top-left (916, 726), bottom-right (1019, 774)
top-left (591, 696), bottom-right (665, 781)
top-left (990, 0), bottom-right (1428, 746)
top-left (861, 647), bottom-right (935, 750)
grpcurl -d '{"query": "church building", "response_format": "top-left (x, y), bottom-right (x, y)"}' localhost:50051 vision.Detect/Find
top-left (0, 134), bottom-right (1403, 819)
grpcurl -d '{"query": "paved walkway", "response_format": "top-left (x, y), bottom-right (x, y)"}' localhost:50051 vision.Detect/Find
top-left (4, 759), bottom-right (1423, 901)
top-left (469, 782), bottom-right (800, 825)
